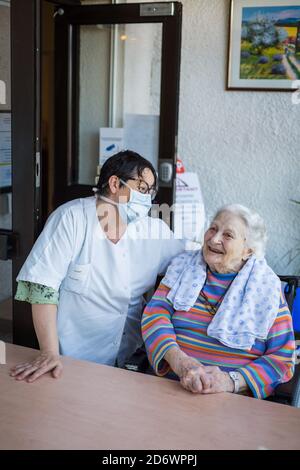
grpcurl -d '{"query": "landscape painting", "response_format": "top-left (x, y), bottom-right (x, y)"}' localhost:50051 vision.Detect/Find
top-left (228, 1), bottom-right (300, 89)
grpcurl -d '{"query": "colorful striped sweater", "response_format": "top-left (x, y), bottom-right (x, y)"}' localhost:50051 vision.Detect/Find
top-left (141, 270), bottom-right (295, 399)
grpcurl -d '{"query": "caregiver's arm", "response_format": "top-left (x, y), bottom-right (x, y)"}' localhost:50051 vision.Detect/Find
top-left (10, 304), bottom-right (63, 382)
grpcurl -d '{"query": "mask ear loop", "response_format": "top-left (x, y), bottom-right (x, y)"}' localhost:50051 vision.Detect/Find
top-left (119, 179), bottom-right (135, 205)
top-left (119, 178), bottom-right (131, 189)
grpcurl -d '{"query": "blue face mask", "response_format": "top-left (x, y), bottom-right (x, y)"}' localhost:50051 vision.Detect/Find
top-left (118, 180), bottom-right (152, 223)
top-left (99, 180), bottom-right (152, 224)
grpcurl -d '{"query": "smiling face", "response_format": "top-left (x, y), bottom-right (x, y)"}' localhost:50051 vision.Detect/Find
top-left (203, 211), bottom-right (252, 273)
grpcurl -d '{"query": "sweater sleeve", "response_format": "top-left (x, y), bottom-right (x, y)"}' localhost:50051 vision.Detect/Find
top-left (238, 290), bottom-right (296, 399)
top-left (141, 283), bottom-right (178, 376)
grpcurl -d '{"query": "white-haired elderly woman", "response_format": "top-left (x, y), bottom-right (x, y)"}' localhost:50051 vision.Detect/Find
top-left (142, 204), bottom-right (295, 399)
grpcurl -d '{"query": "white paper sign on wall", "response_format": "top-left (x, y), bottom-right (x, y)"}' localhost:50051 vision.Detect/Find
top-left (174, 172), bottom-right (205, 247)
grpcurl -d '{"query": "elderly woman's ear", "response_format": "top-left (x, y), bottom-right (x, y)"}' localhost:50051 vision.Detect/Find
top-left (242, 248), bottom-right (253, 261)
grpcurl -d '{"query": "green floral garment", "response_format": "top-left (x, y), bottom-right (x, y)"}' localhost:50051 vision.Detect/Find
top-left (15, 281), bottom-right (59, 305)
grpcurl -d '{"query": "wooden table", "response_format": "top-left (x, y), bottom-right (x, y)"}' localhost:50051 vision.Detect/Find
top-left (1, 343), bottom-right (300, 450)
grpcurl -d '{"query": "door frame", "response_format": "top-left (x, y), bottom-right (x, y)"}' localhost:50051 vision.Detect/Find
top-left (10, 0), bottom-right (81, 347)
top-left (11, 0), bottom-right (39, 347)
top-left (10, 0), bottom-right (181, 348)
top-left (54, 2), bottom-right (182, 211)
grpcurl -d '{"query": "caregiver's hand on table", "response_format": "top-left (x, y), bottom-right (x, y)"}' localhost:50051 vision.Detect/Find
top-left (10, 351), bottom-right (63, 382)
top-left (10, 304), bottom-right (62, 382)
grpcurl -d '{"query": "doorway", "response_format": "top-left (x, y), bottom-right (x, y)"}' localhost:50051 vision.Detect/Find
top-left (3, 0), bottom-right (182, 347)
top-left (51, 1), bottom-right (182, 209)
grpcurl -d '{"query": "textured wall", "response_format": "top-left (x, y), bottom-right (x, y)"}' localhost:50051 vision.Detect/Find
top-left (177, 0), bottom-right (299, 275)
top-left (86, 0), bottom-right (300, 274)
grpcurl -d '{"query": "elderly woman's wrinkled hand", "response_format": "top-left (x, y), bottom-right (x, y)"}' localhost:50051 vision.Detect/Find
top-left (164, 348), bottom-right (234, 394)
top-left (199, 366), bottom-right (234, 394)
top-left (164, 347), bottom-right (203, 378)
top-left (180, 366), bottom-right (212, 394)
top-left (180, 365), bottom-right (234, 394)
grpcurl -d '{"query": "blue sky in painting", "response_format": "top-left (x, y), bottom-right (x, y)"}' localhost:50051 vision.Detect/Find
top-left (242, 6), bottom-right (300, 22)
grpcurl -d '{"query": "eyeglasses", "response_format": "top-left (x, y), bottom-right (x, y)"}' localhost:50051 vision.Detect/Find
top-left (126, 177), bottom-right (158, 200)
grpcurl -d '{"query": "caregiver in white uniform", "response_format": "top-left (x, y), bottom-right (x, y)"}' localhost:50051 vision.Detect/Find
top-left (11, 151), bottom-right (184, 382)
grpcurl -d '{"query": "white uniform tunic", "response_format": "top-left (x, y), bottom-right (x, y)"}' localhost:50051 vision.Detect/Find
top-left (17, 197), bottom-right (184, 366)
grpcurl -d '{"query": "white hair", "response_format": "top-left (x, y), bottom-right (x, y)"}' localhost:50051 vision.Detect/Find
top-left (212, 204), bottom-right (267, 259)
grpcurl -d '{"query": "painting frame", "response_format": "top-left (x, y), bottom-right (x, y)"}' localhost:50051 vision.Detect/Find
top-left (227, 0), bottom-right (300, 91)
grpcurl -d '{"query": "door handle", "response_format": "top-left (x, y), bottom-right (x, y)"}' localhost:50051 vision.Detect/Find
top-left (0, 231), bottom-right (19, 261)
top-left (158, 160), bottom-right (174, 187)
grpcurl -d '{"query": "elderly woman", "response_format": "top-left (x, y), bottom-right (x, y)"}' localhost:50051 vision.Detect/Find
top-left (142, 204), bottom-right (295, 399)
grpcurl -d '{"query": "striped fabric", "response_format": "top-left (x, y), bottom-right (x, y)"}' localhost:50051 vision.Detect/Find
top-left (142, 270), bottom-right (295, 399)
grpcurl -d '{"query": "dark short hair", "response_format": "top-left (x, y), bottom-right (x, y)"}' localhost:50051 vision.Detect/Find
top-left (95, 150), bottom-right (157, 196)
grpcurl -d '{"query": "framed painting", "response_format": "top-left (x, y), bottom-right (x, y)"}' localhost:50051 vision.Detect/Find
top-left (227, 0), bottom-right (300, 90)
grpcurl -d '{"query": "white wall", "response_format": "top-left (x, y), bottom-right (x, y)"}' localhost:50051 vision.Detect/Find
top-left (85, 0), bottom-right (300, 275)
top-left (177, 0), bottom-right (299, 275)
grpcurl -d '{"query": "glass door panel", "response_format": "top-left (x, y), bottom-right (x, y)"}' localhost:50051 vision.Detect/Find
top-left (78, 22), bottom-right (162, 185)
top-left (54, 2), bottom-right (182, 209)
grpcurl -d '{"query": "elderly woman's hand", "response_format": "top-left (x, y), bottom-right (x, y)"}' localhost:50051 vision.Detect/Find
top-left (180, 365), bottom-right (234, 394)
top-left (164, 348), bottom-right (235, 394)
top-left (164, 347), bottom-right (203, 375)
top-left (164, 347), bottom-right (205, 390)
top-left (199, 366), bottom-right (234, 394)
top-left (180, 366), bottom-right (212, 393)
